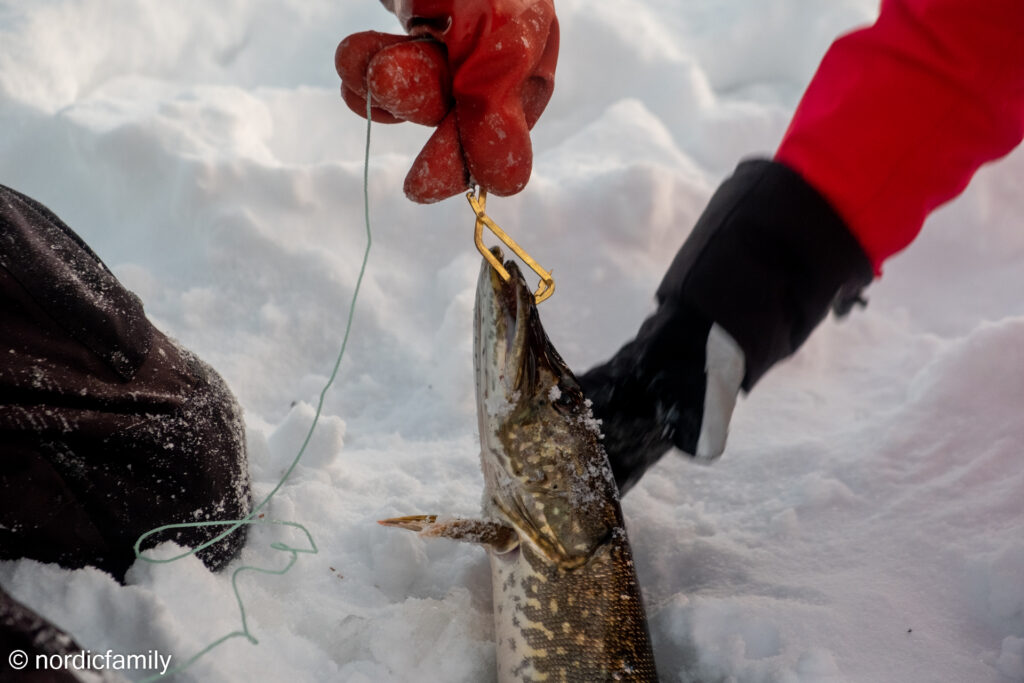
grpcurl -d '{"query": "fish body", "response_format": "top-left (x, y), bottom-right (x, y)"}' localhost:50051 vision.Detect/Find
top-left (381, 248), bottom-right (657, 681)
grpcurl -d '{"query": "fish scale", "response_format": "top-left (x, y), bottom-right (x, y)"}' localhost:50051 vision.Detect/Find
top-left (380, 247), bottom-right (657, 681)
top-left (492, 537), bottom-right (655, 681)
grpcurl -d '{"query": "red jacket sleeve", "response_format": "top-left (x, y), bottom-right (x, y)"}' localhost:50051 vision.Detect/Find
top-left (775, 0), bottom-right (1024, 272)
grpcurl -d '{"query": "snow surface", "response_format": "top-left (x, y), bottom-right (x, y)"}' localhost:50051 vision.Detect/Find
top-left (2, 0), bottom-right (1023, 681)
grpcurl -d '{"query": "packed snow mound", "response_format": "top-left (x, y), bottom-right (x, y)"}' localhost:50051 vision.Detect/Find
top-left (2, 1), bottom-right (1024, 682)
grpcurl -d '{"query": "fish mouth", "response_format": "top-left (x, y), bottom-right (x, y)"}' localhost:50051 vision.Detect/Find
top-left (474, 246), bottom-right (535, 410)
top-left (474, 246), bottom-right (577, 403)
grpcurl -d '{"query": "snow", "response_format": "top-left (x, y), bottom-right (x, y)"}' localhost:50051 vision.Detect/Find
top-left (1, 1), bottom-right (1023, 682)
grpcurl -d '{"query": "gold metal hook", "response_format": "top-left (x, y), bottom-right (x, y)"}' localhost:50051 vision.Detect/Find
top-left (467, 189), bottom-right (555, 304)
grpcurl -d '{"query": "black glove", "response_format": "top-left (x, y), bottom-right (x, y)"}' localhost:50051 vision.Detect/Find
top-left (580, 159), bottom-right (874, 495)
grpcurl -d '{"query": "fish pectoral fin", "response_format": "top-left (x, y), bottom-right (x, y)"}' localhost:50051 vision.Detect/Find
top-left (378, 515), bottom-right (519, 553)
top-left (425, 518), bottom-right (520, 553)
top-left (377, 514), bottom-right (439, 532)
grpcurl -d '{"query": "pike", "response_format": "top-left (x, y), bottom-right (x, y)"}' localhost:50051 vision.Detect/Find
top-left (380, 247), bottom-right (658, 681)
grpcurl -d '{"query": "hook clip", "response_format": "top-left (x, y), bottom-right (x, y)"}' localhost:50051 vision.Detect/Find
top-left (467, 189), bottom-right (555, 304)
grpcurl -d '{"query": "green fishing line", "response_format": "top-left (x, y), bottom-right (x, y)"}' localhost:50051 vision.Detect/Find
top-left (133, 94), bottom-right (375, 682)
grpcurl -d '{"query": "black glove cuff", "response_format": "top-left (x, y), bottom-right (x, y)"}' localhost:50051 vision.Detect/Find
top-left (656, 159), bottom-right (874, 390)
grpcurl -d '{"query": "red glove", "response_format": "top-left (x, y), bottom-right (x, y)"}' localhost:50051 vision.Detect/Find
top-left (335, 0), bottom-right (559, 203)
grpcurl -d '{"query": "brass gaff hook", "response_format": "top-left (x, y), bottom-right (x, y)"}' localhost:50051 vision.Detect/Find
top-left (467, 189), bottom-right (555, 304)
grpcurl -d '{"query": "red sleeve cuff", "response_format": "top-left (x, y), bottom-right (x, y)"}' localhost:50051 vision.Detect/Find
top-left (775, 0), bottom-right (1024, 272)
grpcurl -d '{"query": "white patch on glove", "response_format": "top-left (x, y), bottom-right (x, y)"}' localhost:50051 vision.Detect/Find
top-left (695, 323), bottom-right (745, 460)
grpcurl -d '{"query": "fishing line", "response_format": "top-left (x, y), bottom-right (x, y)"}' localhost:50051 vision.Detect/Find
top-left (132, 94), bottom-right (375, 682)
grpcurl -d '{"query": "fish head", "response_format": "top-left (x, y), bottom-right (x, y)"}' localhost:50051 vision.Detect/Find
top-left (474, 247), bottom-right (619, 569)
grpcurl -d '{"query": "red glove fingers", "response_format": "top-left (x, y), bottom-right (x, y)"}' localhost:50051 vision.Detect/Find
top-left (335, 31), bottom-right (450, 126)
top-left (335, 0), bottom-right (558, 204)
top-left (366, 40), bottom-right (451, 126)
top-left (452, 1), bottom-right (558, 198)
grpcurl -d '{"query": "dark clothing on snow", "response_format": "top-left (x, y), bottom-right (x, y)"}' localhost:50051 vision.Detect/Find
top-left (0, 184), bottom-right (251, 677)
top-left (0, 184), bottom-right (251, 579)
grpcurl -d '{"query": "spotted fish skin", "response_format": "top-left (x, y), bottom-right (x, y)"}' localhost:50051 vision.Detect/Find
top-left (474, 248), bottom-right (657, 682)
top-left (380, 248), bottom-right (657, 681)
top-left (491, 533), bottom-right (655, 681)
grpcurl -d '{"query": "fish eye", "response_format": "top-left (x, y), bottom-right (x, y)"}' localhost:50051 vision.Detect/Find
top-left (550, 387), bottom-right (576, 413)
